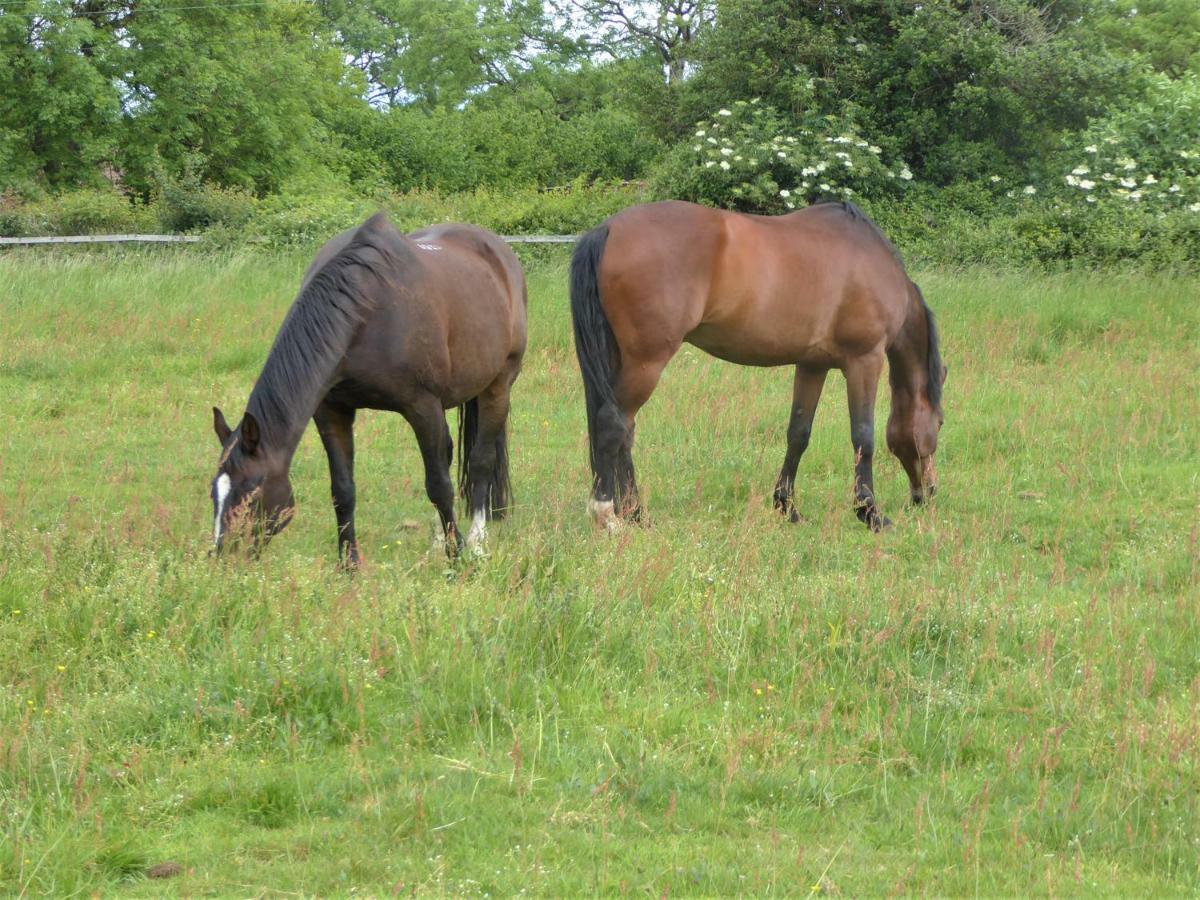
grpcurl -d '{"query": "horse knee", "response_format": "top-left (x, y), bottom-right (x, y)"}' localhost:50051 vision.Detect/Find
top-left (789, 422), bottom-right (812, 455)
top-left (851, 422), bottom-right (875, 459)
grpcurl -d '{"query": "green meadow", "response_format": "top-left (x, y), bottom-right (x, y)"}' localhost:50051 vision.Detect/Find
top-left (1, 249), bottom-right (1197, 895)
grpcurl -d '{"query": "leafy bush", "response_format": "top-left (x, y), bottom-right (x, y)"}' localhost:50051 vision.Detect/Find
top-left (0, 188), bottom-right (157, 236)
top-left (652, 100), bottom-right (911, 212)
top-left (1042, 74), bottom-right (1200, 211)
top-left (155, 174), bottom-right (258, 233)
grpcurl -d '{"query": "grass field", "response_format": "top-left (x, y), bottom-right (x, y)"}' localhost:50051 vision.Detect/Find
top-left (1, 247), bottom-right (1198, 896)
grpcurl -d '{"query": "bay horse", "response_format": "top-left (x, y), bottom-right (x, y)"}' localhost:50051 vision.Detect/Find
top-left (569, 199), bottom-right (944, 532)
top-left (210, 212), bottom-right (527, 563)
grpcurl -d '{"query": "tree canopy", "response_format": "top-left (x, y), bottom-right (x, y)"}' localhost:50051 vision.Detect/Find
top-left (0, 0), bottom-right (1192, 198)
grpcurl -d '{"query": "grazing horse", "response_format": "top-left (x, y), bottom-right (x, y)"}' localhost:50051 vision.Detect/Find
top-left (210, 212), bottom-right (527, 563)
top-left (569, 199), bottom-right (944, 532)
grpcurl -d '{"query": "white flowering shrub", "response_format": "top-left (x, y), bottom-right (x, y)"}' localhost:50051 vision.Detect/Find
top-left (998, 75), bottom-right (1200, 213)
top-left (652, 100), bottom-right (912, 213)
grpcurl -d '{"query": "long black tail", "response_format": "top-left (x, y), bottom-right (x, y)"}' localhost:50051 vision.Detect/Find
top-left (569, 224), bottom-right (618, 479)
top-left (457, 399), bottom-right (512, 519)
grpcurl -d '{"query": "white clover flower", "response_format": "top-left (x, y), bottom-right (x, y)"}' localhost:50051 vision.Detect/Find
top-left (1071, 166), bottom-right (1089, 176)
top-left (1142, 174), bottom-right (1157, 185)
top-left (900, 167), bottom-right (913, 181)
top-left (816, 161), bottom-right (828, 173)
top-left (989, 175), bottom-right (1001, 183)
top-left (717, 109), bottom-right (732, 116)
top-left (734, 154), bottom-right (743, 160)
top-left (1128, 190), bottom-right (1142, 201)
top-left (695, 130), bottom-right (706, 137)
top-left (801, 180), bottom-right (810, 188)
top-left (704, 161), bottom-right (716, 168)
top-left (785, 201), bottom-right (795, 209)
top-left (1079, 180), bottom-right (1095, 190)
top-left (1023, 185), bottom-right (1036, 194)
top-left (1101, 173), bottom-right (1115, 182)
top-left (855, 140), bottom-right (868, 147)
top-left (869, 145), bottom-right (882, 154)
top-left (748, 158), bottom-right (757, 165)
top-left (843, 159), bottom-right (853, 167)
top-left (719, 160), bottom-right (731, 170)
top-left (1169, 184), bottom-right (1181, 193)
top-left (777, 151), bottom-right (786, 158)
top-left (1105, 136), bottom-right (1119, 144)
top-left (1119, 177), bottom-right (1136, 188)
top-left (720, 147), bottom-right (733, 156)
top-left (887, 171), bottom-right (895, 178)
top-left (819, 183), bottom-right (831, 191)
top-left (801, 166), bottom-right (817, 176)
top-left (1066, 175), bottom-right (1078, 186)
top-left (779, 189), bottom-right (791, 198)
top-left (706, 137), bottom-right (718, 145)
top-left (834, 151), bottom-right (850, 159)
top-left (1085, 195), bottom-right (1096, 203)
top-left (1084, 145), bottom-right (1098, 154)
top-left (1189, 202), bottom-right (1200, 212)
top-left (1006, 190), bottom-right (1015, 197)
top-left (831, 136), bottom-right (852, 144)
top-left (785, 136), bottom-right (797, 143)
top-left (1120, 158), bottom-right (1137, 170)
top-left (855, 43), bottom-right (867, 52)
top-left (693, 145), bottom-right (702, 151)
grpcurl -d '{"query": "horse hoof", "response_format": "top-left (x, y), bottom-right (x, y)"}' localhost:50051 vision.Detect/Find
top-left (588, 498), bottom-right (622, 533)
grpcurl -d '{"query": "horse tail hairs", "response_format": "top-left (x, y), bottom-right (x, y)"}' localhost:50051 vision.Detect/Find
top-left (569, 224), bottom-right (617, 477)
top-left (457, 398), bottom-right (513, 519)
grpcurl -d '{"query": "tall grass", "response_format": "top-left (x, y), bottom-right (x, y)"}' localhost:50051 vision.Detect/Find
top-left (0, 248), bottom-right (1197, 894)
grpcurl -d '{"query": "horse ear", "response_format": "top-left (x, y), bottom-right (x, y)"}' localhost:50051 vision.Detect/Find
top-left (240, 412), bottom-right (261, 455)
top-left (213, 407), bottom-right (232, 444)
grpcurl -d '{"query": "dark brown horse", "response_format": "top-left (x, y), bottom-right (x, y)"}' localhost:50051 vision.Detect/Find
top-left (570, 199), bottom-right (944, 531)
top-left (210, 212), bottom-right (527, 563)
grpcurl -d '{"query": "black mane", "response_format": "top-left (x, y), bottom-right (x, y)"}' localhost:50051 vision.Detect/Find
top-left (813, 198), bottom-right (905, 268)
top-left (244, 221), bottom-right (395, 447)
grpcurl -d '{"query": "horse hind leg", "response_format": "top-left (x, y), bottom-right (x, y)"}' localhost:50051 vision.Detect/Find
top-left (590, 352), bottom-right (672, 528)
top-left (844, 351), bottom-right (891, 532)
top-left (773, 366), bottom-right (828, 523)
top-left (461, 375), bottom-right (514, 554)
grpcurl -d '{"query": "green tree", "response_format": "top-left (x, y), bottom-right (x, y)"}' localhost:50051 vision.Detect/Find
top-left (318, 0), bottom-right (571, 107)
top-left (1094, 0), bottom-right (1200, 77)
top-left (0, 2), bottom-right (122, 189)
top-left (683, 0), bottom-right (1142, 184)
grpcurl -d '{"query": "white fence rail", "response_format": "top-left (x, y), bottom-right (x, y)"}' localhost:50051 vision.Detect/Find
top-left (1, 233), bottom-right (579, 246)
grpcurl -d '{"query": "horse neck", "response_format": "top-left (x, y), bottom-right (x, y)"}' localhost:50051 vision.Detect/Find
top-left (886, 291), bottom-right (933, 408)
top-left (243, 314), bottom-right (352, 464)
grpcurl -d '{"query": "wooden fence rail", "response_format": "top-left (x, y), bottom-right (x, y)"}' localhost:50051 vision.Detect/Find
top-left (0, 233), bottom-right (579, 246)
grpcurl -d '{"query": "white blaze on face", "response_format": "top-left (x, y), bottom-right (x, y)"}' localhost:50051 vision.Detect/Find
top-left (466, 510), bottom-right (488, 553)
top-left (213, 473), bottom-right (232, 544)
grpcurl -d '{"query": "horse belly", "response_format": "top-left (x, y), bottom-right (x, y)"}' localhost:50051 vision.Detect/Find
top-left (686, 289), bottom-right (838, 368)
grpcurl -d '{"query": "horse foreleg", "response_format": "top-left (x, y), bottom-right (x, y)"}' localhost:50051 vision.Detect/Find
top-left (407, 395), bottom-right (460, 556)
top-left (845, 352), bottom-right (891, 532)
top-left (315, 401), bottom-right (360, 565)
top-left (773, 366), bottom-right (828, 523)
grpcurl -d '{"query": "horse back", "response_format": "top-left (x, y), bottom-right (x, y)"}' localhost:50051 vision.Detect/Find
top-left (601, 201), bottom-right (910, 368)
